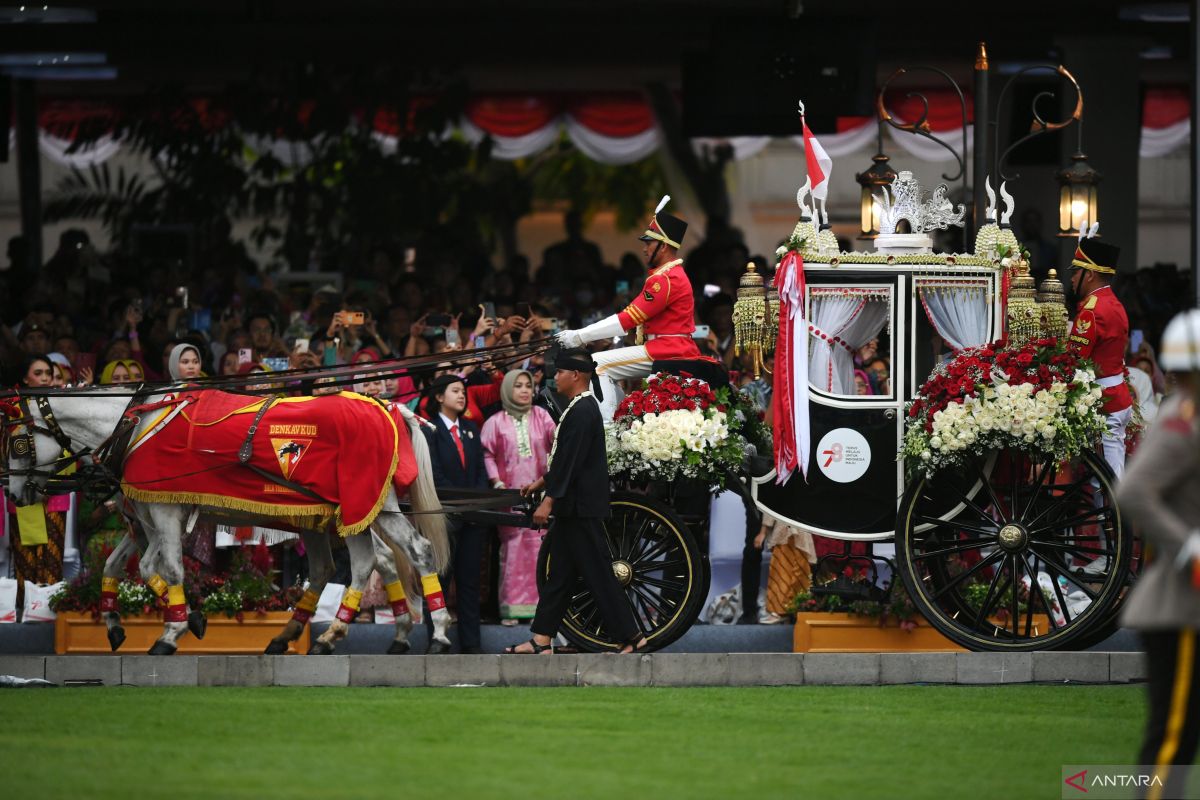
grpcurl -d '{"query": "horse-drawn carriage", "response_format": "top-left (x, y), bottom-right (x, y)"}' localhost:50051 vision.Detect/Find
top-left (2, 178), bottom-right (1132, 656)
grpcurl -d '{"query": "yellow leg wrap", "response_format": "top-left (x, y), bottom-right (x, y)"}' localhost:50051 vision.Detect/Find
top-left (385, 581), bottom-right (407, 602)
top-left (147, 574), bottom-right (168, 598)
top-left (420, 574), bottom-right (443, 596)
top-left (421, 574), bottom-right (446, 612)
top-left (165, 584), bottom-right (187, 622)
top-left (335, 588), bottom-right (364, 623)
top-left (295, 589), bottom-right (320, 614)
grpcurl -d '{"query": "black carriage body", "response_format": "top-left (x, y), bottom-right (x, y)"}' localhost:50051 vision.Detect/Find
top-left (751, 263), bottom-right (1002, 542)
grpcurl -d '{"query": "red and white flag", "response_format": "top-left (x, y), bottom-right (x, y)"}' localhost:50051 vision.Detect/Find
top-left (802, 117), bottom-right (833, 202)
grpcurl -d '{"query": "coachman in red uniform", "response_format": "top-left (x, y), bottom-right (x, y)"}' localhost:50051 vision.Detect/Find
top-left (1067, 236), bottom-right (1131, 577)
top-left (556, 196), bottom-right (701, 419)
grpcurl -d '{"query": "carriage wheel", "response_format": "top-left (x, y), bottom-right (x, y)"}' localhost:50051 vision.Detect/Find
top-left (896, 449), bottom-right (1131, 652)
top-left (537, 491), bottom-right (708, 652)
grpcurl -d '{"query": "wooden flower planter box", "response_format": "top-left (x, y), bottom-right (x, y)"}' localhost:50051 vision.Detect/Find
top-left (793, 612), bottom-right (966, 653)
top-left (54, 611), bottom-right (308, 655)
top-left (793, 612), bottom-right (1055, 652)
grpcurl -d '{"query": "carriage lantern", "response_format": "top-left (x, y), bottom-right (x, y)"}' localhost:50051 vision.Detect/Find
top-left (1055, 150), bottom-right (1101, 238)
top-left (855, 124), bottom-right (898, 239)
top-left (733, 262), bottom-right (775, 378)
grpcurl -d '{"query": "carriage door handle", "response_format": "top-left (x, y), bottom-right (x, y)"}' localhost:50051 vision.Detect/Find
top-left (884, 409), bottom-right (896, 420)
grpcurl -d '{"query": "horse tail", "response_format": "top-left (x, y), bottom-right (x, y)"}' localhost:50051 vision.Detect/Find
top-left (395, 403), bottom-right (450, 573)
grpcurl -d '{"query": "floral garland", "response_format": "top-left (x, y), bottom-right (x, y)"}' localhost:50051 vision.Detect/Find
top-left (901, 338), bottom-right (1107, 477)
top-left (798, 250), bottom-right (996, 268)
top-left (607, 372), bottom-right (757, 489)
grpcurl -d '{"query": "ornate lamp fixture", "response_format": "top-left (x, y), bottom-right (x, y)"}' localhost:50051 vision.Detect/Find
top-left (1056, 146), bottom-right (1101, 238)
top-left (855, 122), bottom-right (898, 239)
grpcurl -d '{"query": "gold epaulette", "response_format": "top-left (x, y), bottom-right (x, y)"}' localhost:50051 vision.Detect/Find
top-left (1083, 295), bottom-right (1098, 310)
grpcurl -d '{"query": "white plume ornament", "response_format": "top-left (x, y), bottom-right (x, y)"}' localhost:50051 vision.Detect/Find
top-left (655, 195), bottom-right (670, 215)
top-left (999, 181), bottom-right (1015, 226)
top-left (984, 177), bottom-right (997, 222)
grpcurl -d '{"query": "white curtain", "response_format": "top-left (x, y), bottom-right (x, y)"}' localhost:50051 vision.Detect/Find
top-left (692, 136), bottom-right (772, 161)
top-left (789, 121), bottom-right (877, 158)
top-left (1140, 119), bottom-right (1190, 158)
top-left (808, 289), bottom-right (890, 394)
top-left (567, 118), bottom-right (660, 165)
top-left (30, 131), bottom-right (123, 167)
top-left (916, 280), bottom-right (991, 351)
top-left (459, 117), bottom-right (563, 160)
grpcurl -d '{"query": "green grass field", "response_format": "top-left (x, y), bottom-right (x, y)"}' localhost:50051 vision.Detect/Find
top-left (6, 685), bottom-right (1144, 799)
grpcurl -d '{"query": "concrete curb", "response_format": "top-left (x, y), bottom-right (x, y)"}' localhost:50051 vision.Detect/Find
top-left (0, 652), bottom-right (1146, 687)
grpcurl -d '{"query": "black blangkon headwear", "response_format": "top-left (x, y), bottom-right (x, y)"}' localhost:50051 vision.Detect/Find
top-left (552, 346), bottom-right (603, 402)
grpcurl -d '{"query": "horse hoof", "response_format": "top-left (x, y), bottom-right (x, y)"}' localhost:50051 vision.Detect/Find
top-left (386, 641), bottom-right (411, 655)
top-left (425, 640), bottom-right (451, 655)
top-left (147, 641), bottom-right (177, 656)
top-left (187, 611), bottom-right (207, 640)
top-left (107, 626), bottom-right (126, 652)
top-left (264, 640), bottom-right (290, 655)
top-left (307, 641), bottom-right (334, 656)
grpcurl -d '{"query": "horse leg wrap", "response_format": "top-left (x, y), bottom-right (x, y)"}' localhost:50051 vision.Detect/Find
top-left (385, 580), bottom-right (409, 617)
top-left (421, 574), bottom-right (446, 612)
top-left (164, 585), bottom-right (188, 623)
top-left (147, 574), bottom-right (168, 599)
top-left (291, 589), bottom-right (320, 625)
top-left (335, 588), bottom-right (364, 623)
top-left (100, 576), bottom-right (120, 613)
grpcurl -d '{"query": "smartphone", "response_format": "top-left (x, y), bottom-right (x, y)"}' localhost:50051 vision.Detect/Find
top-left (342, 311), bottom-right (365, 326)
top-left (426, 314), bottom-right (452, 327)
top-left (189, 309), bottom-right (211, 333)
top-left (238, 348), bottom-right (253, 365)
top-left (130, 297), bottom-right (143, 315)
top-left (693, 324), bottom-right (711, 339)
top-left (72, 352), bottom-right (96, 376)
top-left (176, 286), bottom-right (189, 310)
top-left (1129, 329), bottom-right (1144, 354)
top-left (445, 328), bottom-right (460, 347)
top-left (482, 302), bottom-right (496, 321)
top-left (263, 357), bottom-right (290, 372)
top-left (473, 335), bottom-right (487, 348)
top-left (615, 280), bottom-right (630, 295)
top-left (404, 247), bottom-right (417, 273)
top-left (294, 338), bottom-right (310, 354)
top-left (703, 284), bottom-right (721, 298)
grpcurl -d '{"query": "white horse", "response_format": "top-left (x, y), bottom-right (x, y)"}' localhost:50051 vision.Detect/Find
top-left (4, 387), bottom-right (453, 655)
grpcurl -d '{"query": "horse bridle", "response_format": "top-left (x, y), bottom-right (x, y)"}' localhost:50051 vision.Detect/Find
top-left (1, 391), bottom-right (146, 502)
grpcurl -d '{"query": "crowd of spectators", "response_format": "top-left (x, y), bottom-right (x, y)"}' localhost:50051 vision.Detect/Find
top-left (1, 214), bottom-right (1193, 631)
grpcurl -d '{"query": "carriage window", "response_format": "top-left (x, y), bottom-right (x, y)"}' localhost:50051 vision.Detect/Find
top-left (913, 278), bottom-right (992, 386)
top-left (807, 287), bottom-right (892, 397)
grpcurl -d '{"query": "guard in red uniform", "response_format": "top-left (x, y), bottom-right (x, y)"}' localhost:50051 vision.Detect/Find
top-left (1067, 235), bottom-right (1132, 576)
top-left (556, 196), bottom-right (700, 419)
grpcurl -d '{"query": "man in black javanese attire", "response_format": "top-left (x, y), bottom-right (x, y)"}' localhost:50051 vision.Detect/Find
top-left (504, 348), bottom-right (647, 654)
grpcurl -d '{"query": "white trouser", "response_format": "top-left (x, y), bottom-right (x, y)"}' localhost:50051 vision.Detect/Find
top-left (1101, 406), bottom-right (1133, 481)
top-left (591, 345), bottom-right (654, 421)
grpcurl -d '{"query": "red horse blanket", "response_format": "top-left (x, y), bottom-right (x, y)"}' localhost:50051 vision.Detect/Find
top-left (122, 390), bottom-right (399, 536)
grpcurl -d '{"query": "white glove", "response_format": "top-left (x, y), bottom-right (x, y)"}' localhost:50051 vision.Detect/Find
top-left (576, 314), bottom-right (626, 345)
top-left (555, 329), bottom-right (584, 348)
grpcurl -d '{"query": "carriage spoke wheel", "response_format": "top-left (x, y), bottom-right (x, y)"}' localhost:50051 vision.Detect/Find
top-left (896, 449), bottom-right (1130, 652)
top-left (537, 491), bottom-right (707, 652)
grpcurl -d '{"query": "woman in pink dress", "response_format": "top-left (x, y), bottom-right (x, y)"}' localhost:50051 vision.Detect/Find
top-left (481, 369), bottom-right (556, 624)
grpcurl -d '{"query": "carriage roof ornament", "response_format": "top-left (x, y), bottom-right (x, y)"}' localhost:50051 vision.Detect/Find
top-left (998, 181), bottom-right (1015, 227)
top-left (875, 171), bottom-right (966, 236)
top-left (984, 177), bottom-right (997, 222)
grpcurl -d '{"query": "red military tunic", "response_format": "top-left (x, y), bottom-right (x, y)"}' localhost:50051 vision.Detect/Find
top-left (615, 259), bottom-right (701, 360)
top-left (1068, 285), bottom-right (1133, 414)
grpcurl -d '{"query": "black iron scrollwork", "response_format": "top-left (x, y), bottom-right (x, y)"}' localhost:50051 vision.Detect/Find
top-left (877, 66), bottom-right (970, 198)
top-left (993, 64), bottom-right (1083, 183)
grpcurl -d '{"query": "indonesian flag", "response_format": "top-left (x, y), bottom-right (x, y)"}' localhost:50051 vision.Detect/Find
top-left (802, 118), bottom-right (833, 202)
top-left (772, 249), bottom-right (809, 484)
